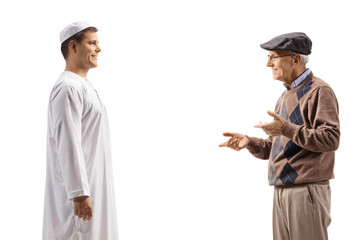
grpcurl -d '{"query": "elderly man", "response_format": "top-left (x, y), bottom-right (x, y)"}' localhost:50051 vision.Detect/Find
top-left (43, 22), bottom-right (118, 239)
top-left (220, 32), bottom-right (340, 240)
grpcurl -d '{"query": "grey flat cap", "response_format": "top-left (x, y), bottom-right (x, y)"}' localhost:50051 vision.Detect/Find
top-left (260, 32), bottom-right (312, 55)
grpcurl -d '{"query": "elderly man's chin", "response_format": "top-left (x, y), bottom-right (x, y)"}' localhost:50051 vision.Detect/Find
top-left (272, 75), bottom-right (287, 84)
top-left (272, 72), bottom-right (280, 80)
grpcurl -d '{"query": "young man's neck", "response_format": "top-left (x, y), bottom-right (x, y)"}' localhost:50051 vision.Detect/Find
top-left (65, 62), bottom-right (89, 79)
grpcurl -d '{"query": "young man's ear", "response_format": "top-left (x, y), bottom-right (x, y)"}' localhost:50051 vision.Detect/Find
top-left (69, 40), bottom-right (77, 54)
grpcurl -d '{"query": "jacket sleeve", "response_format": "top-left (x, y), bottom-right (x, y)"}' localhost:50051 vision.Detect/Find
top-left (51, 85), bottom-right (90, 200)
top-left (246, 136), bottom-right (273, 160)
top-left (282, 86), bottom-right (340, 152)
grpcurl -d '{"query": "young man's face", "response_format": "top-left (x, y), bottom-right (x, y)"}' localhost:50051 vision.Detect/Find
top-left (76, 31), bottom-right (101, 70)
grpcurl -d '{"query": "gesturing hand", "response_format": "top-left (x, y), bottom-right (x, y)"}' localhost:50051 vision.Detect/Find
top-left (254, 110), bottom-right (286, 137)
top-left (219, 132), bottom-right (249, 151)
top-left (73, 196), bottom-right (93, 221)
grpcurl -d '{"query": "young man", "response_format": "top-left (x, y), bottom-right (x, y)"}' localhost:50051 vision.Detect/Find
top-left (220, 32), bottom-right (340, 240)
top-left (43, 22), bottom-right (118, 240)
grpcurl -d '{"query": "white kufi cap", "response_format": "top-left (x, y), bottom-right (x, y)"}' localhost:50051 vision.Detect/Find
top-left (59, 21), bottom-right (93, 43)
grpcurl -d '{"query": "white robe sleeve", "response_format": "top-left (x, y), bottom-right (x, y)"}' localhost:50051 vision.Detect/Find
top-left (50, 85), bottom-right (90, 200)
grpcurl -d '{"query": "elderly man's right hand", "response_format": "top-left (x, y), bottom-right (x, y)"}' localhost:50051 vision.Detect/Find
top-left (219, 132), bottom-right (250, 151)
top-left (73, 196), bottom-right (93, 221)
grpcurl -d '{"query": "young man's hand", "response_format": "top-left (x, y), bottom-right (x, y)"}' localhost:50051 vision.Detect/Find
top-left (73, 196), bottom-right (93, 221)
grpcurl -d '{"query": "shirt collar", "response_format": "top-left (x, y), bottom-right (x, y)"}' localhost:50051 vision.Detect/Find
top-left (284, 68), bottom-right (311, 90)
top-left (63, 71), bottom-right (87, 81)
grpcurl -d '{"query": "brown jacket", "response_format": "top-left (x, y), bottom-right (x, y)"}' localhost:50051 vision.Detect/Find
top-left (246, 72), bottom-right (340, 186)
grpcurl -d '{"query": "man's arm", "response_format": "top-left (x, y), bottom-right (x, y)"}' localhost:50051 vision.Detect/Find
top-left (246, 136), bottom-right (273, 159)
top-left (219, 132), bottom-right (249, 150)
top-left (219, 132), bottom-right (272, 159)
top-left (256, 87), bottom-right (340, 152)
top-left (51, 85), bottom-right (93, 220)
top-left (283, 87), bottom-right (340, 152)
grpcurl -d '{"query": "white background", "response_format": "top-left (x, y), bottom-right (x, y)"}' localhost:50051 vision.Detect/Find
top-left (0, 0), bottom-right (359, 239)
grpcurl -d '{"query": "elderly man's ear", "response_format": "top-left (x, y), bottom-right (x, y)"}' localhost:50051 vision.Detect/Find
top-left (293, 55), bottom-right (301, 64)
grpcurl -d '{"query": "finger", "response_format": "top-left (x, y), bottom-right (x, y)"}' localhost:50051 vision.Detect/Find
top-left (229, 138), bottom-right (238, 146)
top-left (219, 140), bottom-right (230, 147)
top-left (86, 207), bottom-right (93, 216)
top-left (254, 121), bottom-right (265, 128)
top-left (222, 132), bottom-right (235, 137)
top-left (74, 208), bottom-right (79, 216)
top-left (256, 121), bottom-right (274, 129)
top-left (231, 139), bottom-right (239, 146)
top-left (262, 127), bottom-right (273, 134)
top-left (87, 209), bottom-right (93, 220)
top-left (255, 123), bottom-right (267, 128)
top-left (263, 129), bottom-right (275, 136)
top-left (267, 110), bottom-right (281, 120)
top-left (230, 138), bottom-right (240, 148)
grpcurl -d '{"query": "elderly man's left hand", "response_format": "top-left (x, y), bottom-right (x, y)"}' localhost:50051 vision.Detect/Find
top-left (255, 111), bottom-right (286, 137)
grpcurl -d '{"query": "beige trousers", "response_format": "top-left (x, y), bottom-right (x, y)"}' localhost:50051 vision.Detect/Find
top-left (273, 184), bottom-right (331, 240)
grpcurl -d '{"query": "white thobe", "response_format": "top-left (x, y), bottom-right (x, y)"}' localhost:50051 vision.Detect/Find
top-left (43, 71), bottom-right (118, 240)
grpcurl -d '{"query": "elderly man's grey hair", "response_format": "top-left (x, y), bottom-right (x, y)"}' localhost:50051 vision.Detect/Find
top-left (301, 54), bottom-right (309, 65)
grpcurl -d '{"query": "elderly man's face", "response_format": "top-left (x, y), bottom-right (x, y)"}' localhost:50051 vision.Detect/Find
top-left (266, 50), bottom-right (296, 83)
